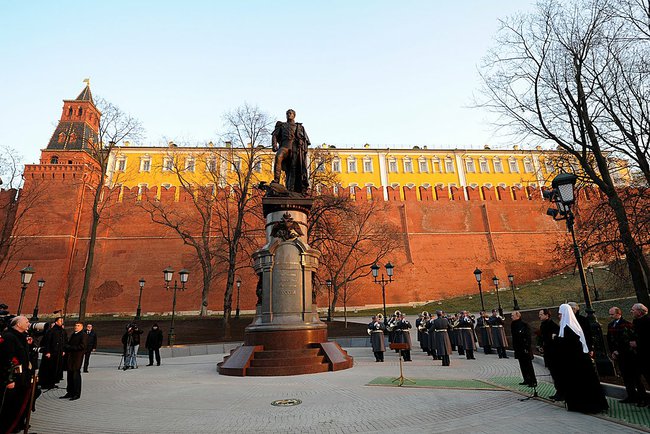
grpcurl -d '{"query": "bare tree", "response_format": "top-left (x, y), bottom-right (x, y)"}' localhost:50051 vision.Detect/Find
top-left (77, 98), bottom-right (144, 320)
top-left (479, 0), bottom-right (650, 304)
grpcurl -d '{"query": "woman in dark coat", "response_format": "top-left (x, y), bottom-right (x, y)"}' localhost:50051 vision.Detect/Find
top-left (554, 304), bottom-right (608, 414)
top-left (145, 323), bottom-right (164, 366)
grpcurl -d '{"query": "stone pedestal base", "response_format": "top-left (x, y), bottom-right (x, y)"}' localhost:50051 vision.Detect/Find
top-left (217, 327), bottom-right (353, 376)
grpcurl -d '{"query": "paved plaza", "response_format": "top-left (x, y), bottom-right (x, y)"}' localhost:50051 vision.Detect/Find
top-left (30, 343), bottom-right (647, 433)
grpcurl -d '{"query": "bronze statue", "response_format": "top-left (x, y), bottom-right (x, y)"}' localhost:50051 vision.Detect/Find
top-left (271, 109), bottom-right (310, 194)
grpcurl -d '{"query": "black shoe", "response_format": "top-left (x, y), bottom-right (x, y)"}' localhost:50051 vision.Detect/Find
top-left (69, 396), bottom-right (80, 401)
top-left (157, 363), bottom-right (160, 366)
top-left (59, 394), bottom-right (71, 399)
top-left (146, 363), bottom-right (153, 366)
top-left (519, 381), bottom-right (528, 385)
top-left (620, 398), bottom-right (637, 404)
top-left (637, 401), bottom-right (647, 407)
top-left (83, 370), bottom-right (88, 373)
top-left (529, 383), bottom-right (538, 387)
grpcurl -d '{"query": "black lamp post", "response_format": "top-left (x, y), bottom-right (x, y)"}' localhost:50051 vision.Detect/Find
top-left (17, 265), bottom-right (35, 315)
top-left (136, 278), bottom-right (145, 320)
top-left (31, 278), bottom-right (45, 321)
top-left (371, 262), bottom-right (394, 324)
top-left (543, 172), bottom-right (613, 376)
top-left (587, 266), bottom-right (600, 301)
top-left (473, 268), bottom-right (485, 312)
top-left (492, 275), bottom-right (503, 317)
top-left (325, 279), bottom-right (332, 322)
top-left (163, 266), bottom-right (189, 346)
top-left (508, 273), bottom-right (520, 310)
top-left (235, 278), bottom-right (241, 319)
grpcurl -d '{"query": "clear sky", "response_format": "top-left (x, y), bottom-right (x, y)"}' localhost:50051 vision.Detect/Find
top-left (0, 1), bottom-right (536, 165)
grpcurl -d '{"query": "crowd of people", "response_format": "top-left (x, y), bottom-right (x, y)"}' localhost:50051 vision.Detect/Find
top-left (368, 302), bottom-right (650, 415)
top-left (0, 311), bottom-right (165, 433)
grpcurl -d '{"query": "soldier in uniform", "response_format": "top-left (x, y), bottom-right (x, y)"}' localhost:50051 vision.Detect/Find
top-left (417, 312), bottom-right (431, 355)
top-left (431, 311), bottom-right (452, 366)
top-left (391, 313), bottom-right (412, 362)
top-left (38, 316), bottom-right (67, 389)
top-left (426, 314), bottom-right (438, 360)
top-left (488, 309), bottom-right (509, 358)
top-left (367, 315), bottom-right (386, 362)
top-left (271, 109), bottom-right (311, 194)
top-left (476, 310), bottom-right (493, 354)
top-left (457, 311), bottom-right (477, 360)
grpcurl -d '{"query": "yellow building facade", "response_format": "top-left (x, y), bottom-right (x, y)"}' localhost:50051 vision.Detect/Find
top-left (105, 143), bottom-right (628, 199)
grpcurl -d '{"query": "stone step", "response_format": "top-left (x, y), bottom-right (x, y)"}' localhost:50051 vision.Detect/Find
top-left (253, 348), bottom-right (321, 359)
top-left (250, 355), bottom-right (326, 368)
top-left (246, 363), bottom-right (330, 376)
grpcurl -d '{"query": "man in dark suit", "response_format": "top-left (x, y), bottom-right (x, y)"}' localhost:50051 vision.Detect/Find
top-left (569, 302), bottom-right (593, 354)
top-left (83, 323), bottom-right (97, 373)
top-left (630, 303), bottom-right (650, 406)
top-left (60, 321), bottom-right (86, 401)
top-left (511, 311), bottom-right (537, 387)
top-left (608, 306), bottom-right (645, 404)
top-left (38, 316), bottom-right (67, 389)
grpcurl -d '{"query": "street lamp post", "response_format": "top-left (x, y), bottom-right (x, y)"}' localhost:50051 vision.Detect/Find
top-left (31, 278), bottom-right (45, 321)
top-left (473, 268), bottom-right (485, 312)
top-left (17, 265), bottom-right (35, 315)
top-left (371, 262), bottom-right (394, 324)
top-left (492, 275), bottom-right (503, 317)
top-left (235, 278), bottom-right (241, 319)
top-left (136, 278), bottom-right (145, 320)
top-left (543, 172), bottom-right (614, 376)
top-left (587, 266), bottom-right (600, 301)
top-left (163, 266), bottom-right (189, 346)
top-left (508, 274), bottom-right (520, 310)
top-left (325, 279), bottom-right (332, 322)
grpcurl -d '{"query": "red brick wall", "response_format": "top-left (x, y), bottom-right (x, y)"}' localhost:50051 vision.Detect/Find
top-left (0, 164), bottom-right (576, 317)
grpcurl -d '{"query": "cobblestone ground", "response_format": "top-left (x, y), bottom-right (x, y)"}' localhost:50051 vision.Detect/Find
top-left (30, 346), bottom-right (646, 434)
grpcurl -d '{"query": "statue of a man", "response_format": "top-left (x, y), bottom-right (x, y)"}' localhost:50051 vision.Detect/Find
top-left (271, 109), bottom-right (310, 194)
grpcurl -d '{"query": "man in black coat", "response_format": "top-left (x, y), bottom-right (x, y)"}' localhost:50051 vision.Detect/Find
top-left (60, 322), bottom-right (86, 400)
top-left (145, 323), bottom-right (164, 366)
top-left (38, 316), bottom-right (67, 389)
top-left (608, 306), bottom-right (646, 404)
top-left (569, 302), bottom-right (593, 354)
top-left (82, 323), bottom-right (97, 373)
top-left (0, 316), bottom-right (33, 433)
top-left (538, 308), bottom-right (562, 400)
top-left (511, 311), bottom-right (537, 387)
top-left (630, 303), bottom-right (650, 405)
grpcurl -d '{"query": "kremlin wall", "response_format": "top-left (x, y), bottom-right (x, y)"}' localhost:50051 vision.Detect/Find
top-left (0, 85), bottom-right (605, 317)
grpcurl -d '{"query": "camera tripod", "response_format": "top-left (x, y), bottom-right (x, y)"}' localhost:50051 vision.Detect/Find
top-left (519, 382), bottom-right (538, 401)
top-left (118, 334), bottom-right (138, 370)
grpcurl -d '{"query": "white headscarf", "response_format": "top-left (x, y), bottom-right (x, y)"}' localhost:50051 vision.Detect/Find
top-left (558, 303), bottom-right (589, 353)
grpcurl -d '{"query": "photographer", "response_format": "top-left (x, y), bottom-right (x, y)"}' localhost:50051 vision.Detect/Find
top-left (0, 316), bottom-right (33, 433)
top-left (121, 323), bottom-right (143, 370)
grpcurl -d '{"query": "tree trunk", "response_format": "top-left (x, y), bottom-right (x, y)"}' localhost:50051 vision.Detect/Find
top-left (78, 211), bottom-right (100, 321)
top-left (200, 270), bottom-right (210, 317)
top-left (608, 192), bottom-right (650, 305)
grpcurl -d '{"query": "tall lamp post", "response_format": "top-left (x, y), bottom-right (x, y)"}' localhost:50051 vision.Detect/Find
top-left (235, 278), bottom-right (241, 319)
top-left (473, 268), bottom-right (485, 312)
top-left (17, 265), bottom-right (35, 315)
top-left (492, 276), bottom-right (503, 317)
top-left (31, 278), bottom-right (45, 321)
top-left (163, 266), bottom-right (189, 346)
top-left (508, 274), bottom-right (520, 310)
top-left (136, 278), bottom-right (146, 320)
top-left (587, 266), bottom-right (600, 301)
top-left (543, 172), bottom-right (613, 376)
top-left (371, 262), bottom-right (394, 324)
top-left (325, 279), bottom-right (332, 322)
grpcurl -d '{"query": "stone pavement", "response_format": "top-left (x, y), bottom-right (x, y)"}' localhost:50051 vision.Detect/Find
top-left (30, 345), bottom-right (647, 433)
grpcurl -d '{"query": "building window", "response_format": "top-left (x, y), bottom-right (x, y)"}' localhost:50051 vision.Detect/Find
top-left (185, 158), bottom-right (195, 172)
top-left (232, 159), bottom-right (241, 172)
top-left (479, 159), bottom-right (489, 173)
top-left (406, 183), bottom-right (415, 188)
top-left (469, 183), bottom-right (479, 188)
top-left (117, 158), bottom-right (127, 172)
top-left (349, 183), bottom-right (358, 196)
top-left (366, 183), bottom-right (374, 197)
top-left (465, 159), bottom-right (476, 173)
top-left (523, 158), bottom-right (534, 173)
top-left (253, 158), bottom-right (262, 173)
top-left (363, 158), bottom-right (373, 173)
top-left (138, 183), bottom-right (148, 196)
top-left (431, 158), bottom-right (441, 173)
top-left (418, 159), bottom-right (428, 173)
top-left (348, 159), bottom-right (357, 173)
top-left (315, 159), bottom-right (325, 172)
top-left (206, 158), bottom-right (217, 173)
top-left (403, 158), bottom-right (413, 173)
top-left (162, 157), bottom-right (173, 172)
top-left (493, 158), bottom-right (504, 173)
top-left (389, 159), bottom-right (398, 173)
top-left (484, 183), bottom-right (493, 188)
top-left (509, 158), bottom-right (519, 173)
top-left (332, 159), bottom-right (341, 173)
top-left (391, 183), bottom-right (400, 189)
top-left (140, 158), bottom-right (151, 172)
top-left (544, 160), bottom-right (554, 173)
top-left (444, 158), bottom-right (454, 173)
top-left (498, 183), bottom-right (507, 188)
top-left (161, 183), bottom-right (172, 189)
